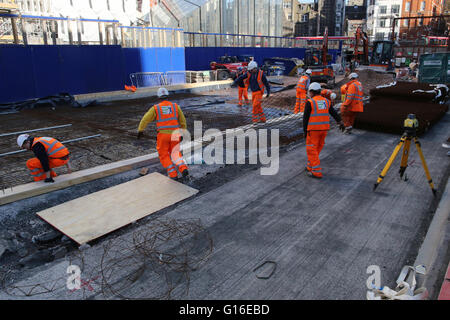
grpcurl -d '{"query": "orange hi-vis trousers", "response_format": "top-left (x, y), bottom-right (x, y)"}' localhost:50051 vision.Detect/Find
top-left (157, 132), bottom-right (188, 178)
top-left (26, 157), bottom-right (68, 181)
top-left (295, 90), bottom-right (307, 113)
top-left (238, 87), bottom-right (249, 106)
top-left (340, 106), bottom-right (357, 128)
top-left (251, 90), bottom-right (266, 123)
top-left (306, 130), bottom-right (328, 178)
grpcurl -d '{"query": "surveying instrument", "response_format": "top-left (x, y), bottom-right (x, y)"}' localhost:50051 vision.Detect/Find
top-left (373, 114), bottom-right (436, 196)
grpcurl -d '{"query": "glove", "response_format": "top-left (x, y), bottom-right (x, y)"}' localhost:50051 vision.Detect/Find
top-left (44, 177), bottom-right (55, 183)
top-left (137, 131), bottom-right (143, 140)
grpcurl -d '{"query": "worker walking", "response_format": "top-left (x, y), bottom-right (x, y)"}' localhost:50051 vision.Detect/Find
top-left (17, 134), bottom-right (72, 183)
top-left (295, 69), bottom-right (312, 113)
top-left (236, 67), bottom-right (250, 106)
top-left (303, 82), bottom-right (345, 179)
top-left (341, 73), bottom-right (364, 134)
top-left (232, 61), bottom-right (270, 123)
top-left (137, 87), bottom-right (190, 182)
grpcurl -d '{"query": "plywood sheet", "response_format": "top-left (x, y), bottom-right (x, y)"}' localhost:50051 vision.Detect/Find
top-left (37, 172), bottom-right (198, 244)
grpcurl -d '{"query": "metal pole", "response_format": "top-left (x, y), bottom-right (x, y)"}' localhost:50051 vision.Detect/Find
top-left (0, 134), bottom-right (102, 158)
top-left (0, 124), bottom-right (73, 137)
top-left (11, 17), bottom-right (19, 44)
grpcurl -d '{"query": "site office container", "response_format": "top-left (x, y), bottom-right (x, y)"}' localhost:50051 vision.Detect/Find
top-left (418, 52), bottom-right (450, 84)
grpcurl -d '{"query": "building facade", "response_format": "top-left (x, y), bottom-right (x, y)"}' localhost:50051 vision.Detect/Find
top-left (366, 0), bottom-right (402, 41)
top-left (399, 0), bottom-right (445, 39)
top-left (345, 0), bottom-right (367, 36)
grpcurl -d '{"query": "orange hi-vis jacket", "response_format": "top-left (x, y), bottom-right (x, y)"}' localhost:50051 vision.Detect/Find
top-left (32, 137), bottom-right (69, 158)
top-left (155, 101), bottom-right (181, 132)
top-left (307, 96), bottom-right (331, 131)
top-left (255, 70), bottom-right (265, 94)
top-left (342, 80), bottom-right (364, 112)
top-left (321, 89), bottom-right (333, 100)
top-left (296, 75), bottom-right (309, 92)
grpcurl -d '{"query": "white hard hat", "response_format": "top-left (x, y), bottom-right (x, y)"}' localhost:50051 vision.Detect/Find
top-left (17, 134), bottom-right (29, 148)
top-left (157, 87), bottom-right (169, 98)
top-left (349, 72), bottom-right (358, 79)
top-left (330, 92), bottom-right (337, 100)
top-left (247, 61), bottom-right (258, 70)
top-left (309, 82), bottom-right (322, 91)
top-left (305, 69), bottom-right (312, 75)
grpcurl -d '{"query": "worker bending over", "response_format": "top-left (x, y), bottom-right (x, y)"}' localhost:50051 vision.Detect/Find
top-left (17, 134), bottom-right (71, 183)
top-left (295, 69), bottom-right (312, 113)
top-left (233, 61), bottom-right (271, 123)
top-left (303, 82), bottom-right (345, 179)
top-left (236, 67), bottom-right (250, 106)
top-left (320, 89), bottom-right (337, 106)
top-left (137, 87), bottom-right (190, 182)
top-left (341, 73), bottom-right (364, 134)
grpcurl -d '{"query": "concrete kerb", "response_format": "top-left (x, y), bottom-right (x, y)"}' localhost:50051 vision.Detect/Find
top-left (74, 80), bottom-right (234, 104)
top-left (411, 175), bottom-right (450, 290)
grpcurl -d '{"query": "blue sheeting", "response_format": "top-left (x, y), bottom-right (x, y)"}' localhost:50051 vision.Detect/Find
top-left (0, 45), bottom-right (186, 104)
top-left (185, 47), bottom-right (341, 71)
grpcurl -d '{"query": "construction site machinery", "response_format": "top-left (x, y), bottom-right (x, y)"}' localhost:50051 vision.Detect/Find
top-left (369, 40), bottom-right (395, 72)
top-left (210, 55), bottom-right (253, 80)
top-left (373, 114), bottom-right (436, 196)
top-left (304, 27), bottom-right (335, 86)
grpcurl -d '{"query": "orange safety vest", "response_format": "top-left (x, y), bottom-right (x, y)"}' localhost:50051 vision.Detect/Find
top-left (32, 137), bottom-right (69, 159)
top-left (307, 96), bottom-right (331, 131)
top-left (321, 89), bottom-right (333, 100)
top-left (154, 101), bottom-right (180, 132)
top-left (243, 71), bottom-right (250, 87)
top-left (296, 75), bottom-right (309, 91)
top-left (255, 70), bottom-right (265, 93)
top-left (344, 80), bottom-right (364, 112)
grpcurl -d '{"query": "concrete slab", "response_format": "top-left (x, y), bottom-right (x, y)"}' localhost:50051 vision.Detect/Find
top-left (1, 112), bottom-right (449, 300)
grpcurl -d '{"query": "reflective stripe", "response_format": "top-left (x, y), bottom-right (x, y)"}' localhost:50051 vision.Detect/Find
top-left (308, 121), bottom-right (330, 126)
top-left (306, 144), bottom-right (315, 147)
top-left (30, 168), bottom-right (41, 173)
top-left (167, 167), bottom-right (177, 173)
top-left (157, 125), bottom-right (180, 130)
top-left (47, 146), bottom-right (66, 156)
top-left (310, 165), bottom-right (321, 169)
top-left (31, 172), bottom-right (46, 177)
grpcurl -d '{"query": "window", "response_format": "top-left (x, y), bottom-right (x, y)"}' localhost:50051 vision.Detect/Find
top-left (418, 18), bottom-right (423, 26)
top-left (391, 5), bottom-right (400, 14)
top-left (404, 19), bottom-right (409, 27)
top-left (375, 32), bottom-right (384, 40)
top-left (420, 1), bottom-right (426, 11)
top-left (379, 18), bottom-right (386, 27)
top-left (379, 6), bottom-right (387, 14)
top-left (405, 2), bottom-right (410, 12)
top-left (301, 14), bottom-right (308, 22)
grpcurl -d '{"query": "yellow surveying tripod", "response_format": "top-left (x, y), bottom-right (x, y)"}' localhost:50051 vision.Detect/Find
top-left (373, 114), bottom-right (436, 196)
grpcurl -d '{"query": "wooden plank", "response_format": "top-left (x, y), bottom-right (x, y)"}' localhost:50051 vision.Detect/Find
top-left (0, 153), bottom-right (160, 205)
top-left (36, 172), bottom-right (198, 244)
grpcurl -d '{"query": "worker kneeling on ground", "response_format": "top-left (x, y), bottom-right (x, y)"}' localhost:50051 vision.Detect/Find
top-left (232, 61), bottom-right (270, 123)
top-left (341, 72), bottom-right (364, 134)
top-left (17, 134), bottom-right (72, 183)
top-left (236, 66), bottom-right (250, 106)
top-left (303, 82), bottom-right (345, 179)
top-left (137, 87), bottom-right (190, 182)
top-left (295, 69), bottom-right (312, 113)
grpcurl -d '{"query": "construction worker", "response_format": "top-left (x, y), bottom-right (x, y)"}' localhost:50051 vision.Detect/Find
top-left (137, 87), bottom-right (190, 182)
top-left (235, 66), bottom-right (250, 106)
top-left (232, 61), bottom-right (270, 123)
top-left (295, 69), bottom-right (312, 113)
top-left (303, 82), bottom-right (345, 179)
top-left (320, 88), bottom-right (337, 106)
top-left (340, 82), bottom-right (349, 103)
top-left (341, 73), bottom-right (364, 134)
top-left (17, 134), bottom-right (71, 183)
